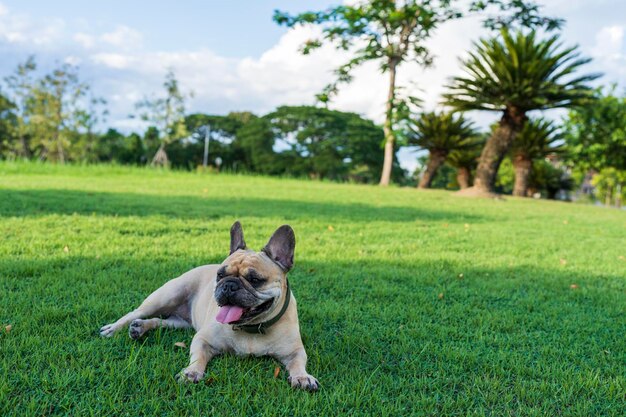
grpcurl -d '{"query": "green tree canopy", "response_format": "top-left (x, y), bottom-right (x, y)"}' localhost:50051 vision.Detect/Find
top-left (563, 88), bottom-right (626, 174)
top-left (266, 105), bottom-right (400, 182)
top-left (0, 91), bottom-right (16, 157)
top-left (3, 56), bottom-right (36, 158)
top-left (27, 63), bottom-right (94, 163)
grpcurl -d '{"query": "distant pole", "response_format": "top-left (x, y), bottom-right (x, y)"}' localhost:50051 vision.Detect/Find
top-left (203, 127), bottom-right (210, 168)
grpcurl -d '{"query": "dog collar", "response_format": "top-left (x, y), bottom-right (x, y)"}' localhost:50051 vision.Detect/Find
top-left (232, 279), bottom-right (291, 335)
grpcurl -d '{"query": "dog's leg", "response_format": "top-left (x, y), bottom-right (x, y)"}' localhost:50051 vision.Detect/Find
top-left (128, 316), bottom-right (191, 340)
top-left (278, 346), bottom-right (319, 391)
top-left (177, 332), bottom-right (215, 383)
top-left (99, 309), bottom-right (145, 337)
top-left (100, 277), bottom-right (191, 337)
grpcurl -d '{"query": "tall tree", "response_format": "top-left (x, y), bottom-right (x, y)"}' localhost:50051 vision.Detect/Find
top-left (274, 0), bottom-right (562, 186)
top-left (136, 70), bottom-right (191, 166)
top-left (407, 111), bottom-right (479, 188)
top-left (445, 30), bottom-right (599, 195)
top-left (509, 118), bottom-right (565, 197)
top-left (28, 64), bottom-right (91, 163)
top-left (3, 56), bottom-right (37, 158)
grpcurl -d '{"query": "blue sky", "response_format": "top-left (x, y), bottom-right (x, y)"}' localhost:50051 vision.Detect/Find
top-left (1, 1), bottom-right (625, 171)
top-left (0, 1), bottom-right (336, 56)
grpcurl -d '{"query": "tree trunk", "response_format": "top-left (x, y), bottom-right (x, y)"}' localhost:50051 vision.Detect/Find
top-left (151, 143), bottom-right (169, 166)
top-left (512, 155), bottom-right (532, 197)
top-left (418, 150), bottom-right (447, 189)
top-left (473, 106), bottom-right (526, 193)
top-left (457, 167), bottom-right (471, 189)
top-left (379, 59), bottom-right (398, 187)
top-left (54, 129), bottom-right (65, 164)
top-left (54, 100), bottom-right (65, 164)
top-left (18, 135), bottom-right (31, 158)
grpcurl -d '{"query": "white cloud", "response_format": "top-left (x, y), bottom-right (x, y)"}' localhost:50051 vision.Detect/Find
top-left (590, 25), bottom-right (626, 81)
top-left (64, 55), bottom-right (82, 66)
top-left (74, 32), bottom-right (95, 49)
top-left (91, 53), bottom-right (134, 69)
top-left (0, 5), bottom-right (64, 46)
top-left (593, 25), bottom-right (624, 59)
top-left (100, 25), bottom-right (143, 49)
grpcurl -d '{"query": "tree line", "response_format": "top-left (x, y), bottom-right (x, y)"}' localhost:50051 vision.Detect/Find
top-left (0, 0), bottom-right (625, 205)
top-left (0, 62), bottom-right (404, 183)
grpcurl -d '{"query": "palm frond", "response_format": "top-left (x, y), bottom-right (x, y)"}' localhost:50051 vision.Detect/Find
top-left (407, 111), bottom-right (480, 153)
top-left (509, 118), bottom-right (565, 160)
top-left (443, 29), bottom-right (600, 113)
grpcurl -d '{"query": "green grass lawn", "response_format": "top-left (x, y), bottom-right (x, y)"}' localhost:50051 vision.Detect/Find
top-left (0, 162), bottom-right (624, 416)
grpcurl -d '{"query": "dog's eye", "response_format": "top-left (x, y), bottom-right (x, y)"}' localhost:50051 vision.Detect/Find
top-left (216, 268), bottom-right (227, 280)
top-left (246, 272), bottom-right (264, 284)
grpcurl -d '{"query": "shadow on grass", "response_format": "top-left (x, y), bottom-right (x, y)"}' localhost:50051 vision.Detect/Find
top-left (1, 255), bottom-right (624, 415)
top-left (0, 188), bottom-right (486, 223)
top-left (2, 255), bottom-right (623, 332)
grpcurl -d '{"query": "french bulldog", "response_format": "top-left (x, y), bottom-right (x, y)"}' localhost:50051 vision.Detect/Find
top-left (99, 221), bottom-right (318, 391)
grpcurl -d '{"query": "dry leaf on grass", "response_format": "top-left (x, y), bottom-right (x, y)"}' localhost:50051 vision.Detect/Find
top-left (327, 225), bottom-right (335, 232)
top-left (458, 273), bottom-right (464, 279)
top-left (4, 324), bottom-right (11, 333)
top-left (63, 246), bottom-right (69, 253)
top-left (273, 366), bottom-right (280, 378)
top-left (570, 284), bottom-right (579, 290)
top-left (560, 259), bottom-right (567, 265)
top-left (563, 220), bottom-right (569, 225)
top-left (438, 293), bottom-right (444, 300)
top-left (174, 342), bottom-right (187, 348)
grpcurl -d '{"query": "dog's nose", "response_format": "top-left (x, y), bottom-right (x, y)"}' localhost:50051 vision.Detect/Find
top-left (224, 280), bottom-right (241, 293)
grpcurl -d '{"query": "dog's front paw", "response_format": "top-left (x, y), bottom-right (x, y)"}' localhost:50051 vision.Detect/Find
top-left (129, 319), bottom-right (146, 340)
top-left (288, 374), bottom-right (319, 391)
top-left (99, 323), bottom-right (119, 337)
top-left (177, 368), bottom-right (204, 384)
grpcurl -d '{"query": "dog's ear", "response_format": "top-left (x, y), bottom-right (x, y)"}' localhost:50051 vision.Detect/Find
top-left (230, 221), bottom-right (247, 254)
top-left (262, 225), bottom-right (295, 272)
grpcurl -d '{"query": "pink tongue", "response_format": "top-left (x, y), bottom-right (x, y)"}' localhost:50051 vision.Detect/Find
top-left (216, 305), bottom-right (244, 324)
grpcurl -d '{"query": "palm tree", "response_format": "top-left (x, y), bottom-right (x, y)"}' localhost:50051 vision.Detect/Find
top-left (444, 29), bottom-right (599, 194)
top-left (408, 111), bottom-right (479, 188)
top-left (510, 118), bottom-right (565, 197)
top-left (447, 135), bottom-right (486, 189)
